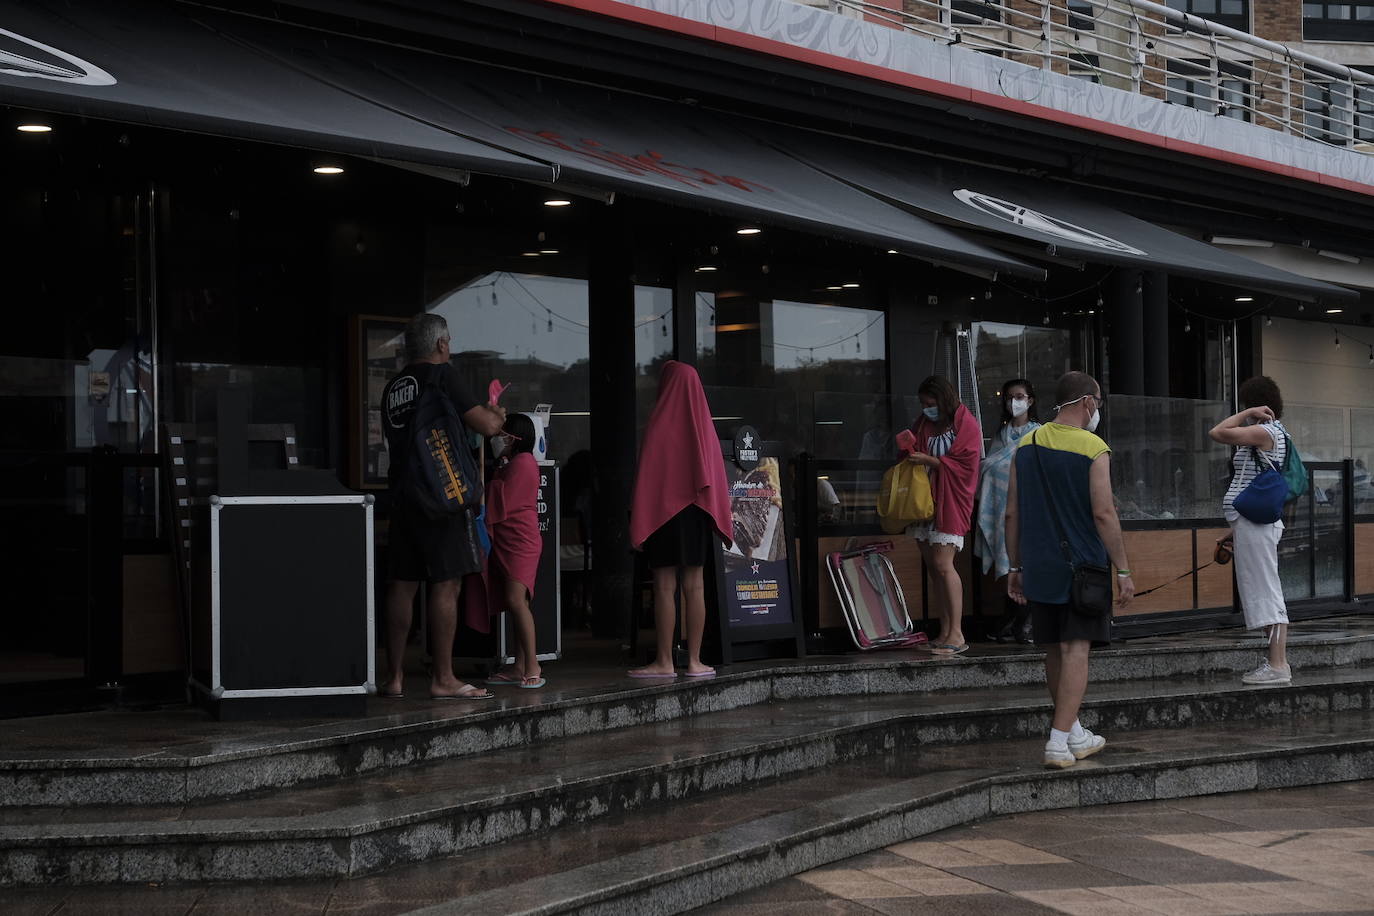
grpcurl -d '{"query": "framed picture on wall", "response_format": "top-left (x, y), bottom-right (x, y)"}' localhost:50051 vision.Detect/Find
top-left (348, 314), bottom-right (409, 489)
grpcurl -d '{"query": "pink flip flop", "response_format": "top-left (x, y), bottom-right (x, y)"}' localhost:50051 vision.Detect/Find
top-left (683, 669), bottom-right (717, 678)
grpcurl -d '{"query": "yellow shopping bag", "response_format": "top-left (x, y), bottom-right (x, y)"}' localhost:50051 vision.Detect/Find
top-left (876, 460), bottom-right (935, 534)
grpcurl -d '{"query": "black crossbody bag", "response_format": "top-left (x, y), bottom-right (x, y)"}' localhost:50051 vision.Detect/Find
top-left (1029, 430), bottom-right (1114, 619)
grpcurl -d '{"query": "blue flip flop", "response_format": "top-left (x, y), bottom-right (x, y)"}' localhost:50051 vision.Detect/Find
top-left (520, 676), bottom-right (546, 689)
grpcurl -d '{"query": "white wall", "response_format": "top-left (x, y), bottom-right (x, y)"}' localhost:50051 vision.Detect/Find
top-left (1265, 317), bottom-right (1374, 409)
top-left (1263, 316), bottom-right (1374, 461)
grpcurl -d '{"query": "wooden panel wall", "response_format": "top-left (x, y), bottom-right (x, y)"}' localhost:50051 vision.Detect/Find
top-left (1117, 530), bottom-right (1194, 617)
top-left (123, 554), bottom-right (183, 675)
top-left (1357, 523), bottom-right (1374, 597)
top-left (1196, 527), bottom-right (1235, 610)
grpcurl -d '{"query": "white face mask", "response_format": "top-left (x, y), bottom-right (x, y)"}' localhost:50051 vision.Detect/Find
top-left (492, 434), bottom-right (512, 460)
top-left (1087, 408), bottom-right (1101, 433)
top-left (1009, 397), bottom-right (1030, 419)
top-left (923, 406), bottom-right (940, 421)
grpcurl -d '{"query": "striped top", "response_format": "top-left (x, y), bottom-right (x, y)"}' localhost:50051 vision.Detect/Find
top-left (1223, 420), bottom-right (1288, 522)
top-left (926, 428), bottom-right (955, 458)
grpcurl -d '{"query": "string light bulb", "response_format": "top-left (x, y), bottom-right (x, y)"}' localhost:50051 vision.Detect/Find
top-left (547, 309), bottom-right (554, 333)
top-left (1265, 314), bottom-right (1272, 327)
top-left (1184, 318), bottom-right (1191, 333)
top-left (1334, 329), bottom-right (1341, 349)
top-left (1042, 313), bottom-right (1050, 326)
top-left (1368, 345), bottom-right (1373, 366)
top-left (855, 334), bottom-right (862, 354)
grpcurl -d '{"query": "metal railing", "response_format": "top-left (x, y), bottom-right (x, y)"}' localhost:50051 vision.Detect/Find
top-left (808, 0), bottom-right (1374, 152)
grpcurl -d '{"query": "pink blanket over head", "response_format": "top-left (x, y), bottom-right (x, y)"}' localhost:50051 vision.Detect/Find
top-left (629, 361), bottom-right (733, 550)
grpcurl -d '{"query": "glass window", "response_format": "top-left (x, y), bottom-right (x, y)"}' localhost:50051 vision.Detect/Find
top-left (1305, 2), bottom-right (1374, 37)
top-left (426, 272), bottom-right (590, 460)
top-left (1282, 404), bottom-right (1346, 463)
top-left (696, 295), bottom-right (886, 457)
top-left (970, 322), bottom-right (1073, 447)
top-left (1168, 0), bottom-right (1249, 29)
top-left (634, 285), bottom-right (674, 441)
top-left (1351, 407), bottom-right (1374, 516)
top-left (1101, 396), bottom-right (1232, 521)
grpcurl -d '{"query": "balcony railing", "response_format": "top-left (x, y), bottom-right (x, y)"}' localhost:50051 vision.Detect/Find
top-left (809, 0), bottom-right (1374, 152)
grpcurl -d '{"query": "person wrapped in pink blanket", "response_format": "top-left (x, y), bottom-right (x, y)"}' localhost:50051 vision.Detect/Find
top-left (481, 412), bottom-right (546, 689)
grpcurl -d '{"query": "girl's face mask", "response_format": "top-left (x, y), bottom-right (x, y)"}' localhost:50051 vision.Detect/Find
top-left (922, 406), bottom-right (940, 421)
top-left (492, 431), bottom-right (521, 460)
top-left (1009, 397), bottom-right (1030, 418)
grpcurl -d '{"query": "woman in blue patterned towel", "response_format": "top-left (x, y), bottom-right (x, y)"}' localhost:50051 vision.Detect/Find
top-left (976, 379), bottom-right (1042, 643)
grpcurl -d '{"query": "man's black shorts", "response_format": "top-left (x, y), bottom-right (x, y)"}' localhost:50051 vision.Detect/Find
top-left (388, 501), bottom-right (482, 583)
top-left (1028, 599), bottom-right (1112, 648)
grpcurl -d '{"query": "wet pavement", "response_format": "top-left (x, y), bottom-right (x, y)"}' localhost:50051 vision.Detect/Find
top-left (705, 779), bottom-right (1374, 916)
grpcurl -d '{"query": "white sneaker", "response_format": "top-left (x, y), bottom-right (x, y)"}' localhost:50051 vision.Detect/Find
top-left (1241, 662), bottom-right (1292, 686)
top-left (1043, 743), bottom-right (1076, 769)
top-left (1068, 728), bottom-right (1106, 760)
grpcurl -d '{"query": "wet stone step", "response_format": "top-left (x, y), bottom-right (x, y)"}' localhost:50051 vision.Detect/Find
top-left (3, 661), bottom-right (1373, 818)
top-left (1, 627), bottom-right (1369, 809)
top-left (2, 672), bottom-right (1374, 886)
top-left (4, 713), bottom-right (1373, 902)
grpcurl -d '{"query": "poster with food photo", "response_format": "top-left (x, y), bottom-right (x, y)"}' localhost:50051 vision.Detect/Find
top-left (722, 456), bottom-right (793, 628)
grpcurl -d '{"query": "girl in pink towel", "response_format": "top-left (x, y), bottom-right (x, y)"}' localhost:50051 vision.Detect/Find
top-left (627, 361), bottom-right (733, 679)
top-left (484, 412), bottom-right (545, 688)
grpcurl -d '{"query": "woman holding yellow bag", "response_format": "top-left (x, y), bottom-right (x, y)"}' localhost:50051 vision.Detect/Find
top-left (905, 376), bottom-right (982, 654)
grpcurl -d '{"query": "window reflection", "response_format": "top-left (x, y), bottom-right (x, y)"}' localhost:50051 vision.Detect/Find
top-left (426, 272), bottom-right (590, 459)
top-left (1101, 395), bottom-right (1231, 521)
top-left (971, 322), bottom-right (1072, 447)
top-left (697, 295), bottom-right (887, 456)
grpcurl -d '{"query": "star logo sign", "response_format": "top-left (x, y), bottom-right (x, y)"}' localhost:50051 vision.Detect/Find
top-left (750, 561), bottom-right (761, 574)
top-left (742, 432), bottom-right (754, 449)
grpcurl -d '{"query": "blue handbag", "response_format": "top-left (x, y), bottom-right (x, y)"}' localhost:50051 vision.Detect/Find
top-left (1232, 448), bottom-right (1286, 524)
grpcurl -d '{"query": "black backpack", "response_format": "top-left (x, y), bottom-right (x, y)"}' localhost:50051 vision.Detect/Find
top-left (400, 377), bottom-right (482, 519)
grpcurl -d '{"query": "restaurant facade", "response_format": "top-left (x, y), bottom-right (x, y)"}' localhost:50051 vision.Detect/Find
top-left (2, 0), bottom-right (1372, 716)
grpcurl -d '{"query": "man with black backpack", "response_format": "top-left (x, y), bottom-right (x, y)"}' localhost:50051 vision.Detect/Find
top-left (380, 313), bottom-right (506, 701)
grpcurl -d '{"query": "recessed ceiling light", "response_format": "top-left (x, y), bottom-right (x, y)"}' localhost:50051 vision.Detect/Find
top-left (16, 124), bottom-right (51, 133)
top-left (521, 251), bottom-right (541, 257)
top-left (826, 286), bottom-right (844, 291)
top-left (313, 166), bottom-right (344, 175)
top-left (543, 198), bottom-right (572, 207)
top-left (1326, 308), bottom-right (1344, 314)
top-left (1234, 297), bottom-right (1253, 302)
top-left (736, 227), bottom-right (762, 235)
top-left (695, 265), bottom-right (717, 272)
top-left (886, 249), bottom-right (898, 255)
top-left (842, 283), bottom-right (860, 289)
top-left (539, 249), bottom-right (560, 255)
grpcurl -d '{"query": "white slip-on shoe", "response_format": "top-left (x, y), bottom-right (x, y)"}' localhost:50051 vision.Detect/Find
top-left (1067, 728), bottom-right (1106, 760)
top-left (1241, 662), bottom-right (1292, 686)
top-left (1043, 743), bottom-right (1076, 769)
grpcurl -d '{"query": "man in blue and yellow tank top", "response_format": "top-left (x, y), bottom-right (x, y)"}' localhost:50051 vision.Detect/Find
top-left (1005, 372), bottom-right (1135, 769)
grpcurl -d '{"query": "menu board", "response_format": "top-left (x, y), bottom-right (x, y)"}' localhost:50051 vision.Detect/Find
top-left (721, 456), bottom-right (794, 629)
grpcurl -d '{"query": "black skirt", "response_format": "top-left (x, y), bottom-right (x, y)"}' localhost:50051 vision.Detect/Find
top-left (644, 505), bottom-right (716, 569)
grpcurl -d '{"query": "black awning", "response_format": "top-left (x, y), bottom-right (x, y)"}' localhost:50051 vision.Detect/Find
top-left (200, 15), bottom-right (1041, 280)
top-left (0, 0), bottom-right (553, 180)
top-left (0, 1), bottom-right (1036, 278)
top-left (786, 143), bottom-right (1358, 303)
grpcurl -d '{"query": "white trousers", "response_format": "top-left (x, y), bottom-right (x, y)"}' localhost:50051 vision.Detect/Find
top-left (1230, 516), bottom-right (1289, 630)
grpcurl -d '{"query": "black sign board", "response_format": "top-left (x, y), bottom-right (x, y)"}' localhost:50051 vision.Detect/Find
top-left (713, 435), bottom-right (805, 663)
